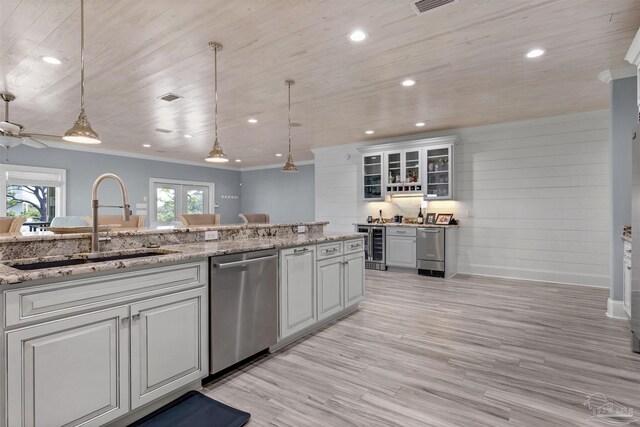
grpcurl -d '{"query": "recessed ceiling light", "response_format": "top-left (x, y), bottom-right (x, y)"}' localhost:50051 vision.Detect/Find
top-left (235, 159), bottom-right (242, 163)
top-left (247, 118), bottom-right (258, 124)
top-left (42, 56), bottom-right (61, 65)
top-left (184, 134), bottom-right (192, 138)
top-left (143, 144), bottom-right (151, 148)
top-left (525, 48), bottom-right (546, 59)
top-left (402, 79), bottom-right (416, 87)
top-left (365, 130), bottom-right (374, 135)
top-left (275, 153), bottom-right (283, 157)
top-left (349, 30), bottom-right (367, 42)
top-left (415, 122), bottom-right (425, 127)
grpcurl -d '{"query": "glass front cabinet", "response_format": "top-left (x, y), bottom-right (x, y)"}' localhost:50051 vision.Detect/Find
top-left (384, 149), bottom-right (422, 194)
top-left (423, 144), bottom-right (453, 200)
top-left (362, 152), bottom-right (384, 200)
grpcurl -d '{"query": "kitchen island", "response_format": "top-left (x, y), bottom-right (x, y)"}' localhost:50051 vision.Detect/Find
top-left (0, 223), bottom-right (364, 427)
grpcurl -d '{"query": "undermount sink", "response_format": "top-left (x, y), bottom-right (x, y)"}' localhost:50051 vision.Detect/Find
top-left (8, 251), bottom-right (175, 271)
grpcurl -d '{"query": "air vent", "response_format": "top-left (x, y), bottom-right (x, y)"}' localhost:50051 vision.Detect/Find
top-left (155, 128), bottom-right (173, 134)
top-left (157, 93), bottom-right (183, 102)
top-left (409, 0), bottom-right (456, 15)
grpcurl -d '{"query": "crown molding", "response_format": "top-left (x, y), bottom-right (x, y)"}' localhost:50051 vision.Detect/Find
top-left (356, 134), bottom-right (459, 154)
top-left (597, 65), bottom-right (637, 84)
top-left (40, 140), bottom-right (239, 171)
top-left (239, 160), bottom-right (314, 172)
top-left (626, 27), bottom-right (640, 66)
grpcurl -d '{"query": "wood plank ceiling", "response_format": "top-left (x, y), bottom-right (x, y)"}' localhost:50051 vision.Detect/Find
top-left (1, 0), bottom-right (639, 168)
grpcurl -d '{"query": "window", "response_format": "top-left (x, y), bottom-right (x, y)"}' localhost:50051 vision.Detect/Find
top-left (149, 178), bottom-right (214, 226)
top-left (0, 165), bottom-right (66, 224)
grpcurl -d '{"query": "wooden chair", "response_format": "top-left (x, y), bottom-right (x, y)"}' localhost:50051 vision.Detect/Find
top-left (0, 217), bottom-right (26, 234)
top-left (238, 213), bottom-right (270, 224)
top-left (85, 215), bottom-right (146, 229)
top-left (179, 214), bottom-right (221, 227)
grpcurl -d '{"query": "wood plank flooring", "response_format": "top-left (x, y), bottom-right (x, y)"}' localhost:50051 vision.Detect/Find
top-left (203, 270), bottom-right (640, 426)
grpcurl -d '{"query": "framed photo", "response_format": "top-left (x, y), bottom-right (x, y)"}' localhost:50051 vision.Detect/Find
top-left (435, 213), bottom-right (453, 225)
top-left (425, 213), bottom-right (437, 225)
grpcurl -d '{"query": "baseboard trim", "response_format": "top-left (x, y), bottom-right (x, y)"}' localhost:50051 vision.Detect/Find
top-left (606, 298), bottom-right (628, 319)
top-left (458, 263), bottom-right (608, 288)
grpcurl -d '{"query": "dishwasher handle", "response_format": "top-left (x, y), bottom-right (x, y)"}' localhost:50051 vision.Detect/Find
top-left (212, 254), bottom-right (278, 269)
top-left (418, 228), bottom-right (442, 233)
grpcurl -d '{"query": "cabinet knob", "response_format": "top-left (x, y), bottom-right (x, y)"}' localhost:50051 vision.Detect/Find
top-left (628, 266), bottom-right (632, 270)
top-left (132, 313), bottom-right (141, 321)
top-left (121, 317), bottom-right (130, 325)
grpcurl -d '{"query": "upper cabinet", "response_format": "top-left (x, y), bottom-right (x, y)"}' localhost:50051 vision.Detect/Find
top-left (362, 152), bottom-right (384, 200)
top-left (359, 135), bottom-right (457, 200)
top-left (424, 144), bottom-right (453, 200)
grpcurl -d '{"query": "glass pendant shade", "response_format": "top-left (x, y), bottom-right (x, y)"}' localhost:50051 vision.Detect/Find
top-left (205, 139), bottom-right (229, 163)
top-left (63, 110), bottom-right (100, 144)
top-left (282, 153), bottom-right (298, 172)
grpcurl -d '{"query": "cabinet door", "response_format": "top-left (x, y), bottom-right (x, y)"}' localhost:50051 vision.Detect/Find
top-left (624, 258), bottom-right (632, 317)
top-left (317, 257), bottom-right (344, 321)
top-left (280, 246), bottom-right (317, 339)
top-left (363, 152), bottom-right (384, 200)
top-left (344, 252), bottom-right (365, 307)
top-left (130, 288), bottom-right (207, 409)
top-left (385, 151), bottom-right (403, 186)
top-left (386, 236), bottom-right (417, 268)
top-left (424, 144), bottom-right (453, 200)
top-left (6, 306), bottom-right (129, 427)
top-left (403, 149), bottom-right (421, 185)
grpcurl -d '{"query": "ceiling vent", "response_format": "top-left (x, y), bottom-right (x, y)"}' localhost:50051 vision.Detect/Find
top-left (157, 93), bottom-right (182, 102)
top-left (408, 0), bottom-right (456, 15)
top-left (155, 128), bottom-right (173, 134)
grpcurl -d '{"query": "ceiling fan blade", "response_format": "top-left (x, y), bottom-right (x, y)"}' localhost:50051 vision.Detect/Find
top-left (22, 132), bottom-right (62, 144)
top-left (0, 121), bottom-right (23, 134)
top-left (21, 138), bottom-right (48, 148)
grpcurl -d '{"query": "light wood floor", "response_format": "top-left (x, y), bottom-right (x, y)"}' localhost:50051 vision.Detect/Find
top-left (203, 270), bottom-right (640, 426)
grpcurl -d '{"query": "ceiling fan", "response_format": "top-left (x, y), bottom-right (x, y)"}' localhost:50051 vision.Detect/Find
top-left (0, 92), bottom-right (61, 150)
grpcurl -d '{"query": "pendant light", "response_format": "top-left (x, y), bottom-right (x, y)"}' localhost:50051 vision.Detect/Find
top-left (282, 79), bottom-right (298, 173)
top-left (63, 0), bottom-right (100, 144)
top-left (205, 41), bottom-right (229, 163)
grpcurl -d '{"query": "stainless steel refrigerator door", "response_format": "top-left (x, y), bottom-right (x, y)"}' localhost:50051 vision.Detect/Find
top-left (417, 228), bottom-right (445, 262)
top-left (209, 250), bottom-right (278, 373)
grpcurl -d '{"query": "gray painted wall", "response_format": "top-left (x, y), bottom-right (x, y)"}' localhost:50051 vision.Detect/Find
top-left (0, 146), bottom-right (242, 224)
top-left (240, 164), bottom-right (315, 223)
top-left (609, 76), bottom-right (637, 300)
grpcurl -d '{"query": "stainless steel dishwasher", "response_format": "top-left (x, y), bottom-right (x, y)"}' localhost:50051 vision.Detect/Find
top-left (417, 227), bottom-right (445, 278)
top-left (209, 249), bottom-right (278, 373)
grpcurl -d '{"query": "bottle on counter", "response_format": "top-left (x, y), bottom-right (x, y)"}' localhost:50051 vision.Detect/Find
top-left (417, 208), bottom-right (424, 224)
top-left (379, 209), bottom-right (383, 223)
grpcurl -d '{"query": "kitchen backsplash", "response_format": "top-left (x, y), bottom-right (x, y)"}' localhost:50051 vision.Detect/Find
top-left (364, 198), bottom-right (462, 221)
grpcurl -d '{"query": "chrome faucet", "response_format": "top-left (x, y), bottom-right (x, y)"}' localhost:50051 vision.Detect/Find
top-left (91, 173), bottom-right (131, 252)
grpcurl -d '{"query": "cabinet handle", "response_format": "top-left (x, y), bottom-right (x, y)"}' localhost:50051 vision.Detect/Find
top-left (121, 317), bottom-right (130, 325)
top-left (294, 247), bottom-right (309, 254)
top-left (132, 314), bottom-right (141, 321)
top-left (628, 266), bottom-right (632, 270)
top-left (396, 231), bottom-right (406, 234)
top-left (324, 248), bottom-right (338, 253)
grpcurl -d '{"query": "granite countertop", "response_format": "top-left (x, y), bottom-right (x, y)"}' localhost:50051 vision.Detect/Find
top-left (0, 231), bottom-right (363, 285)
top-left (354, 223), bottom-right (457, 228)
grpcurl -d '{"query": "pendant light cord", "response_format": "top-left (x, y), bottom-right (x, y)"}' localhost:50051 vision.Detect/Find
top-left (288, 83), bottom-right (291, 154)
top-left (80, 0), bottom-right (85, 113)
top-left (214, 44), bottom-right (218, 143)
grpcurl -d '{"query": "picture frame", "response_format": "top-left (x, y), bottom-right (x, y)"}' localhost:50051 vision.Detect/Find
top-left (425, 212), bottom-right (437, 225)
top-left (435, 213), bottom-right (453, 225)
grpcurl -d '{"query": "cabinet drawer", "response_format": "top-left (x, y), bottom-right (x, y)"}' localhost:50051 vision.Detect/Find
top-left (344, 238), bottom-right (365, 254)
top-left (316, 242), bottom-right (343, 260)
top-left (624, 241), bottom-right (632, 257)
top-left (4, 261), bottom-right (207, 327)
top-left (386, 227), bottom-right (417, 237)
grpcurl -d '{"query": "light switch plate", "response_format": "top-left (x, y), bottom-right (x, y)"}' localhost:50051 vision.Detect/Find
top-left (298, 226), bottom-right (306, 234)
top-left (204, 231), bottom-right (219, 241)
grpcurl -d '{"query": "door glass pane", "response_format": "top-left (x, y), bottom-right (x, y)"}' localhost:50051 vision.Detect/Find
top-left (404, 150), bottom-right (420, 183)
top-left (387, 153), bottom-right (401, 184)
top-left (186, 189), bottom-right (205, 214)
top-left (6, 185), bottom-right (56, 223)
top-left (426, 147), bottom-right (450, 198)
top-left (156, 187), bottom-right (177, 224)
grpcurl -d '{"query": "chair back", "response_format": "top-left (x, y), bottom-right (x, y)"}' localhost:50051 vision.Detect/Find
top-left (90, 215), bottom-right (146, 229)
top-left (0, 217), bottom-right (26, 234)
top-left (179, 214), bottom-right (221, 227)
top-left (239, 213), bottom-right (270, 224)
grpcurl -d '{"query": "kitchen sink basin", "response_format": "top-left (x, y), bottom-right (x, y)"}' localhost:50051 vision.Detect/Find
top-left (8, 251), bottom-right (175, 271)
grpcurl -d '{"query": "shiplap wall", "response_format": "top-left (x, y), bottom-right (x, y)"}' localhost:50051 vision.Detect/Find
top-left (313, 110), bottom-right (610, 287)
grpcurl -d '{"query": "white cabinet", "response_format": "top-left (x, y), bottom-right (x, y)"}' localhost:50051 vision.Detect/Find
top-left (6, 306), bottom-right (130, 427)
top-left (130, 288), bottom-right (207, 409)
top-left (344, 252), bottom-right (365, 307)
top-left (624, 241), bottom-right (632, 317)
top-left (317, 257), bottom-right (344, 320)
top-left (362, 152), bottom-right (384, 200)
top-left (384, 150), bottom-right (423, 194)
top-left (423, 144), bottom-right (453, 200)
top-left (279, 245), bottom-right (317, 339)
top-left (386, 228), bottom-right (417, 269)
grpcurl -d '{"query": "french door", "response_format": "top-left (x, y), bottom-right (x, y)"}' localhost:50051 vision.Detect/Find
top-left (151, 180), bottom-right (213, 226)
